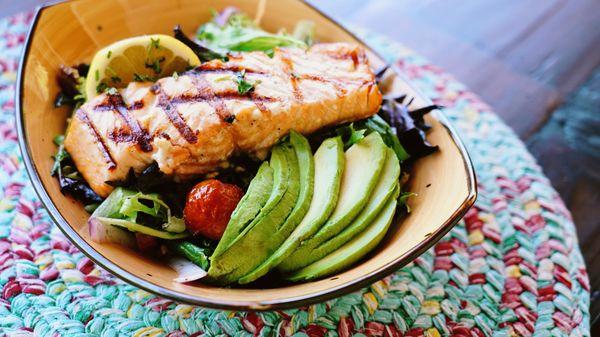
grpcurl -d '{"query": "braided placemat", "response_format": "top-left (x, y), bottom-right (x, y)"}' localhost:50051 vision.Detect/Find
top-left (0, 13), bottom-right (590, 337)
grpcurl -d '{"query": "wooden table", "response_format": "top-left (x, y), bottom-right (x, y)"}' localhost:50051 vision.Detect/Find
top-left (2, 0), bottom-right (599, 330)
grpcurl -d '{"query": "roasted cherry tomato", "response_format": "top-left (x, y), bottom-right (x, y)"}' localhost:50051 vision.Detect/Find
top-left (183, 179), bottom-right (244, 240)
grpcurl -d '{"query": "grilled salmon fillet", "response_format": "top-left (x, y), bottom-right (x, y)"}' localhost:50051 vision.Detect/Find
top-left (64, 43), bottom-right (382, 197)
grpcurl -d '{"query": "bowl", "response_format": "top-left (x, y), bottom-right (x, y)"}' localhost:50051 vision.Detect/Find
top-left (16, 0), bottom-right (476, 310)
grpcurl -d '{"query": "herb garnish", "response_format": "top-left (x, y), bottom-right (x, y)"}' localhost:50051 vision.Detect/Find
top-left (106, 67), bottom-right (121, 84)
top-left (149, 37), bottom-right (161, 50)
top-left (234, 70), bottom-right (254, 95)
top-left (133, 73), bottom-right (156, 82)
top-left (96, 82), bottom-right (109, 93)
top-left (145, 57), bottom-right (165, 74)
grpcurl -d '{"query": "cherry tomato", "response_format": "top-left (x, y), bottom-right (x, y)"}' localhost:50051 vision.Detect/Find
top-left (183, 179), bottom-right (244, 240)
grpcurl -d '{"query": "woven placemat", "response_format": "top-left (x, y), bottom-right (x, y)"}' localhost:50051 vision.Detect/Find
top-left (0, 13), bottom-right (590, 337)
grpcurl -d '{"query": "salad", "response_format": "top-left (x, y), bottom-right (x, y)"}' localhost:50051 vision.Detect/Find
top-left (52, 8), bottom-right (439, 285)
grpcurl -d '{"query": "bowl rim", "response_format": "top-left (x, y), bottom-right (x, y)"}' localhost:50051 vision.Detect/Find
top-left (15, 0), bottom-right (477, 311)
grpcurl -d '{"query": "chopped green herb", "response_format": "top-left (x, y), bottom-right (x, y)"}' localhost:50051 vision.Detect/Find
top-left (234, 70), bottom-right (255, 95)
top-left (133, 73), bottom-right (156, 82)
top-left (150, 37), bottom-right (161, 49)
top-left (94, 69), bottom-right (100, 81)
top-left (145, 57), bottom-right (165, 74)
top-left (107, 50), bottom-right (112, 58)
top-left (106, 67), bottom-right (121, 83)
top-left (96, 82), bottom-right (108, 93)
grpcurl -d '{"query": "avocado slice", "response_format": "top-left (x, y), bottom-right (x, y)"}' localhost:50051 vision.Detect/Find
top-left (303, 147), bottom-right (400, 264)
top-left (238, 134), bottom-right (340, 284)
top-left (208, 142), bottom-right (300, 283)
top-left (210, 162), bottom-right (273, 259)
top-left (286, 195), bottom-right (398, 281)
top-left (278, 132), bottom-right (387, 272)
top-left (211, 146), bottom-right (288, 259)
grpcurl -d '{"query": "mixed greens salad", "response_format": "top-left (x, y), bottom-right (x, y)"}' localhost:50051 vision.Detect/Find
top-left (53, 8), bottom-right (439, 285)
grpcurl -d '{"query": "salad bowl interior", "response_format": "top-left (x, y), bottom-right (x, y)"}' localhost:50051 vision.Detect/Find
top-left (17, 0), bottom-right (476, 310)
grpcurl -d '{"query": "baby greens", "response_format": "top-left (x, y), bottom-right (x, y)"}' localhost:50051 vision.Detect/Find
top-left (92, 187), bottom-right (186, 238)
top-left (197, 10), bottom-right (307, 56)
top-left (234, 70), bottom-right (255, 95)
top-left (173, 25), bottom-right (227, 62)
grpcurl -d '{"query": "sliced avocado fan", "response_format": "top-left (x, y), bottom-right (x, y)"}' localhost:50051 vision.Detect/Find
top-left (208, 141), bottom-right (300, 284)
top-left (211, 146), bottom-right (288, 260)
top-left (278, 132), bottom-right (387, 272)
top-left (286, 191), bottom-right (398, 282)
top-left (238, 134), bottom-right (341, 284)
top-left (301, 147), bottom-right (400, 265)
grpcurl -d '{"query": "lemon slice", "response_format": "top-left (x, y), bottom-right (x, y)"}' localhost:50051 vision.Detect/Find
top-left (85, 34), bottom-right (201, 100)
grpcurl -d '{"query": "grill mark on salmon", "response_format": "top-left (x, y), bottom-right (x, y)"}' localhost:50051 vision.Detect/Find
top-left (279, 50), bottom-right (303, 102)
top-left (177, 72), bottom-right (277, 118)
top-left (130, 100), bottom-right (145, 110)
top-left (301, 74), bottom-right (348, 97)
top-left (321, 49), bottom-right (366, 69)
top-left (109, 128), bottom-right (133, 143)
top-left (196, 63), bottom-right (267, 75)
top-left (189, 74), bottom-right (233, 123)
top-left (168, 90), bottom-right (276, 105)
top-left (181, 91), bottom-right (276, 103)
top-left (93, 94), bottom-right (153, 152)
top-left (252, 97), bottom-right (269, 114)
top-left (75, 109), bottom-right (117, 170)
top-left (156, 89), bottom-right (199, 144)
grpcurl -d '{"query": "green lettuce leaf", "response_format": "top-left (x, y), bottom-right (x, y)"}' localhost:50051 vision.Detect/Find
top-left (94, 187), bottom-right (186, 237)
top-left (197, 11), bottom-right (307, 55)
